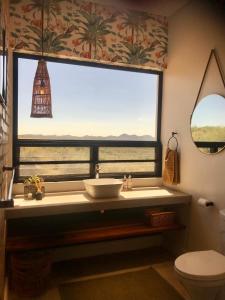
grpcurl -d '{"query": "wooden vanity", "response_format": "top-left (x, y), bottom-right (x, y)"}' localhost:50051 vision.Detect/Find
top-left (5, 186), bottom-right (191, 253)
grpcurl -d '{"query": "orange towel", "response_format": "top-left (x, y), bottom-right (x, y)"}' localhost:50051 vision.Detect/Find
top-left (163, 148), bottom-right (180, 185)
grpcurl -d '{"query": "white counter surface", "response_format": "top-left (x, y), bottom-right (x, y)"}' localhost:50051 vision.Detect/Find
top-left (6, 186), bottom-right (191, 219)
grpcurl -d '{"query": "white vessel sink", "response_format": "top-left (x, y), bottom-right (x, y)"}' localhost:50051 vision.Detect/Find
top-left (83, 178), bottom-right (123, 199)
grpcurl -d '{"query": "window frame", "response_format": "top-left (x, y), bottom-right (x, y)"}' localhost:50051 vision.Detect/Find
top-left (13, 52), bottom-right (163, 182)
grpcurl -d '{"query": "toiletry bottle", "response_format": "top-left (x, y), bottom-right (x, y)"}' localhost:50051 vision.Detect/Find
top-left (123, 175), bottom-right (128, 191)
top-left (128, 175), bottom-right (133, 190)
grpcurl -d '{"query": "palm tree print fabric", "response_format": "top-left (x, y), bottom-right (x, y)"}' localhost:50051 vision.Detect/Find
top-left (10, 0), bottom-right (168, 70)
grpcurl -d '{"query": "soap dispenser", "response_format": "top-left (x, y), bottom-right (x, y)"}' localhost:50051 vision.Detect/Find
top-left (128, 175), bottom-right (133, 190)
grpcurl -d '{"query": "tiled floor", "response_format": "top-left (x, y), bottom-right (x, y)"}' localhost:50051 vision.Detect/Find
top-left (152, 261), bottom-right (190, 300)
top-left (8, 247), bottom-right (189, 300)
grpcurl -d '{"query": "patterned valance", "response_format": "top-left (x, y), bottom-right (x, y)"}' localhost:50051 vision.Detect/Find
top-left (10, 0), bottom-right (168, 70)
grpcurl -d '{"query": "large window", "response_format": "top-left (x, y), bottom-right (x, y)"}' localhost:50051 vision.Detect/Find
top-left (13, 53), bottom-right (162, 182)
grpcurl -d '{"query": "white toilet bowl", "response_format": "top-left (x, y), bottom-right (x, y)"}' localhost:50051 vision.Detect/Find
top-left (174, 250), bottom-right (225, 300)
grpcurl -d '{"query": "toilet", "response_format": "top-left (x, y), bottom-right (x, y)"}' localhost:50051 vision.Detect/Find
top-left (174, 209), bottom-right (225, 300)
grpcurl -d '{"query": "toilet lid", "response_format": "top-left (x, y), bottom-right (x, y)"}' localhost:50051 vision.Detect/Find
top-left (175, 250), bottom-right (225, 281)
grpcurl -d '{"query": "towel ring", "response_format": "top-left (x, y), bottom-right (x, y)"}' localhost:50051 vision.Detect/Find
top-left (167, 132), bottom-right (178, 151)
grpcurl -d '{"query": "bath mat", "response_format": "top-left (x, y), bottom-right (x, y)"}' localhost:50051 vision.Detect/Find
top-left (59, 267), bottom-right (183, 300)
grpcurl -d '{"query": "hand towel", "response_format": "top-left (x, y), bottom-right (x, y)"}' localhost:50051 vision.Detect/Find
top-left (163, 148), bottom-right (180, 185)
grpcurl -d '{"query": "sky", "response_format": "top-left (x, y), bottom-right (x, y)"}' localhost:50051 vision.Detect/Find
top-left (18, 58), bottom-right (159, 139)
top-left (191, 94), bottom-right (225, 127)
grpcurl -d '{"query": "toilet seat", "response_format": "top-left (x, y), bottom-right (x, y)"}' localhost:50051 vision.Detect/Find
top-left (175, 250), bottom-right (225, 281)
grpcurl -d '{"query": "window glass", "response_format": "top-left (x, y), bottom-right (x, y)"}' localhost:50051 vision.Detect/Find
top-left (19, 164), bottom-right (90, 177)
top-left (20, 147), bottom-right (90, 162)
top-left (18, 58), bottom-right (159, 141)
top-left (99, 147), bottom-right (155, 161)
top-left (99, 162), bottom-right (155, 174)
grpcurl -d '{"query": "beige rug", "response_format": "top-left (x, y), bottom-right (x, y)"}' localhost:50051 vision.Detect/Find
top-left (59, 267), bottom-right (183, 300)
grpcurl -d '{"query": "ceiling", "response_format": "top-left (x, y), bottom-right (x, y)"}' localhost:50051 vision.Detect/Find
top-left (134, 0), bottom-right (192, 16)
top-left (95, 0), bottom-right (191, 16)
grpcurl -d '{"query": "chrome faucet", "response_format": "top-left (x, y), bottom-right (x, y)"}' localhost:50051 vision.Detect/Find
top-left (95, 164), bottom-right (101, 179)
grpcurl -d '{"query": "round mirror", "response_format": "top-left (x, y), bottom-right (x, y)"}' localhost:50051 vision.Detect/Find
top-left (191, 94), bottom-right (225, 154)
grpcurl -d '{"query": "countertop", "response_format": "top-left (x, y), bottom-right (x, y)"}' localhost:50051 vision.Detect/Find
top-left (6, 186), bottom-right (191, 219)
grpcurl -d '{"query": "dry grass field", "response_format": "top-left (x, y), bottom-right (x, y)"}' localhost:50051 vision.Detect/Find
top-left (20, 147), bottom-right (155, 177)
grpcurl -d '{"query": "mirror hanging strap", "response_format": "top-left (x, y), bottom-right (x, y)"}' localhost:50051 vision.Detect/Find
top-left (192, 49), bottom-right (225, 117)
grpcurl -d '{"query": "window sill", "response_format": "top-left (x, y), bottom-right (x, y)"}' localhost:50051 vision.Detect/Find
top-left (13, 177), bottom-right (162, 196)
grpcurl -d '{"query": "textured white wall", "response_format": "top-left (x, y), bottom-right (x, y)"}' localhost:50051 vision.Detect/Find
top-left (163, 0), bottom-right (225, 251)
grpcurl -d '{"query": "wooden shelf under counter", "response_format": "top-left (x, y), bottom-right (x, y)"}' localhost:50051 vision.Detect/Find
top-left (6, 220), bottom-right (185, 252)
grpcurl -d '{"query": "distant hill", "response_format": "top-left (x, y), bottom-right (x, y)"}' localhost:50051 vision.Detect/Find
top-left (19, 134), bottom-right (154, 141)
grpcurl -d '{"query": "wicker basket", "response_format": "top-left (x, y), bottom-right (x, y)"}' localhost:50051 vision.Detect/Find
top-left (150, 211), bottom-right (176, 227)
top-left (144, 209), bottom-right (161, 225)
top-left (145, 210), bottom-right (176, 227)
top-left (10, 251), bottom-right (52, 297)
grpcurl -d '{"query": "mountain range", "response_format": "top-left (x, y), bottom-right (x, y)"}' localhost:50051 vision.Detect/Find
top-left (19, 134), bottom-right (154, 141)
